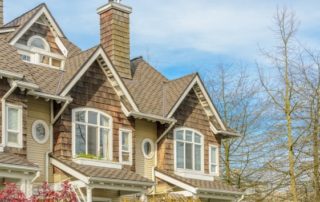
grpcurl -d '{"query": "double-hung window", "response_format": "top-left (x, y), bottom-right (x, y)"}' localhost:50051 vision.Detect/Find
top-left (175, 128), bottom-right (203, 172)
top-left (209, 145), bottom-right (219, 176)
top-left (6, 104), bottom-right (23, 148)
top-left (119, 129), bottom-right (132, 165)
top-left (72, 108), bottom-right (112, 160)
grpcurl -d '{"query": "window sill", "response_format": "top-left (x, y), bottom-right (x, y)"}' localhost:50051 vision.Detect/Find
top-left (7, 143), bottom-right (23, 149)
top-left (174, 170), bottom-right (215, 181)
top-left (72, 158), bottom-right (122, 169)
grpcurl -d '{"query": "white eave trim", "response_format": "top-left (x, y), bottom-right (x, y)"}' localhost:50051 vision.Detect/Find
top-left (0, 162), bottom-right (39, 172)
top-left (9, 6), bottom-right (64, 45)
top-left (0, 27), bottom-right (16, 33)
top-left (11, 80), bottom-right (39, 90)
top-left (28, 91), bottom-right (72, 102)
top-left (60, 47), bottom-right (139, 112)
top-left (155, 170), bottom-right (198, 194)
top-left (0, 70), bottom-right (24, 80)
top-left (167, 76), bottom-right (226, 130)
top-left (128, 111), bottom-right (176, 124)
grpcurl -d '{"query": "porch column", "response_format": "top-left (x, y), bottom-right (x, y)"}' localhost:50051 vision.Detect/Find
top-left (86, 186), bottom-right (92, 202)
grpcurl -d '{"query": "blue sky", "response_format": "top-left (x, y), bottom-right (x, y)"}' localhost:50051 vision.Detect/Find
top-left (5, 0), bottom-right (320, 79)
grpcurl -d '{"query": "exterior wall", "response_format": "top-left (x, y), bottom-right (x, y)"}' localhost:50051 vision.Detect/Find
top-left (53, 61), bottom-right (135, 169)
top-left (135, 119), bottom-right (156, 180)
top-left (0, 79), bottom-right (28, 156)
top-left (26, 97), bottom-right (52, 183)
top-left (157, 89), bottom-right (221, 174)
top-left (100, 7), bottom-right (131, 79)
top-left (17, 19), bottom-right (62, 54)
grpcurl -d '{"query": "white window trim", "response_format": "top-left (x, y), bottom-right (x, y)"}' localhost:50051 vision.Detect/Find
top-left (141, 138), bottom-right (155, 159)
top-left (27, 35), bottom-right (50, 52)
top-left (173, 127), bottom-right (204, 174)
top-left (119, 128), bottom-right (132, 165)
top-left (32, 120), bottom-right (49, 144)
top-left (72, 107), bottom-right (113, 161)
top-left (209, 144), bottom-right (219, 176)
top-left (5, 103), bottom-right (23, 148)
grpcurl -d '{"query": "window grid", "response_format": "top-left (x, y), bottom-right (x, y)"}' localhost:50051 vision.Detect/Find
top-left (73, 108), bottom-right (112, 160)
top-left (6, 104), bottom-right (23, 148)
top-left (175, 128), bottom-right (203, 172)
top-left (119, 129), bottom-right (132, 165)
top-left (209, 145), bottom-right (219, 175)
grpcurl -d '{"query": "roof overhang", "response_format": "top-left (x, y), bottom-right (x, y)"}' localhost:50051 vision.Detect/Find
top-left (155, 170), bottom-right (243, 200)
top-left (9, 5), bottom-right (65, 45)
top-left (50, 157), bottom-right (154, 192)
top-left (127, 111), bottom-right (176, 124)
top-left (60, 47), bottom-right (139, 112)
top-left (0, 70), bottom-right (24, 80)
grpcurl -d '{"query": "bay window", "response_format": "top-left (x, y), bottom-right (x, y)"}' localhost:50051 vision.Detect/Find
top-left (209, 145), bottom-right (219, 175)
top-left (6, 104), bottom-right (23, 148)
top-left (72, 108), bottom-right (112, 160)
top-left (174, 128), bottom-right (203, 172)
top-left (119, 129), bottom-right (132, 165)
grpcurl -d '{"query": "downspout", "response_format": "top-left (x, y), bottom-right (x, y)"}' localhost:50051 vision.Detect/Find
top-left (1, 82), bottom-right (18, 147)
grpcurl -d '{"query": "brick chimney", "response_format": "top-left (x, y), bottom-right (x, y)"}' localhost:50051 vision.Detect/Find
top-left (97, 0), bottom-right (132, 79)
top-left (0, 0), bottom-right (3, 27)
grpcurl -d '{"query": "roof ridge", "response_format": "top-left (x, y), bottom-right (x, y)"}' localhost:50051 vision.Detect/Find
top-left (4, 3), bottom-right (45, 27)
top-left (167, 72), bottom-right (197, 83)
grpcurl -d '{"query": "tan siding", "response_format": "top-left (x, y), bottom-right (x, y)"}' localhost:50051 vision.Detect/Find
top-left (135, 120), bottom-right (156, 179)
top-left (26, 97), bottom-right (52, 183)
top-left (157, 89), bottom-right (221, 174)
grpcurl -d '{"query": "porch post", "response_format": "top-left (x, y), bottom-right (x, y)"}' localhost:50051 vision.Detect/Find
top-left (86, 186), bottom-right (92, 202)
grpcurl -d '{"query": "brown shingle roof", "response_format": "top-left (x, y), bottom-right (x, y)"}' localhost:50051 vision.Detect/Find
top-left (124, 57), bottom-right (196, 117)
top-left (156, 168), bottom-right (241, 193)
top-left (0, 152), bottom-right (39, 169)
top-left (51, 156), bottom-right (153, 184)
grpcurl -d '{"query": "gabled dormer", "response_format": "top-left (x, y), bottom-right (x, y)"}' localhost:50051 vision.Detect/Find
top-left (7, 4), bottom-right (68, 70)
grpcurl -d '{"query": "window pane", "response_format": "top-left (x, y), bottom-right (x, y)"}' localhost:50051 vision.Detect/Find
top-left (122, 152), bottom-right (129, 162)
top-left (8, 107), bottom-right (19, 130)
top-left (211, 147), bottom-right (217, 163)
top-left (100, 115), bottom-right (109, 127)
top-left (30, 38), bottom-right (46, 49)
top-left (176, 130), bottom-right (184, 140)
top-left (176, 142), bottom-right (184, 169)
top-left (143, 141), bottom-right (151, 156)
top-left (185, 143), bottom-right (193, 169)
top-left (52, 58), bottom-right (62, 67)
top-left (194, 133), bottom-right (201, 143)
top-left (75, 111), bottom-right (85, 122)
top-left (194, 145), bottom-right (201, 171)
top-left (40, 55), bottom-right (50, 65)
top-left (185, 130), bottom-right (193, 142)
top-left (88, 126), bottom-right (98, 156)
top-left (100, 128), bottom-right (109, 159)
top-left (88, 111), bottom-right (98, 124)
top-left (8, 132), bottom-right (18, 143)
top-left (211, 165), bottom-right (217, 173)
top-left (121, 132), bottom-right (129, 151)
top-left (75, 124), bottom-right (86, 155)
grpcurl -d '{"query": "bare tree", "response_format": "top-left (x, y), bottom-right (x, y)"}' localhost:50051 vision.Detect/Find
top-left (258, 8), bottom-right (300, 202)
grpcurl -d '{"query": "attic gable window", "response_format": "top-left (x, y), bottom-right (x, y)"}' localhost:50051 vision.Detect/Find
top-left (16, 35), bottom-right (65, 70)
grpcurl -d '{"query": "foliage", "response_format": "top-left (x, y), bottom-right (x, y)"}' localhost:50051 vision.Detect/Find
top-left (0, 181), bottom-right (77, 202)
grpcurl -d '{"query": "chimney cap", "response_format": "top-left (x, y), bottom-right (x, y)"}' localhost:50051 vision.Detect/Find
top-left (109, 0), bottom-right (121, 3)
top-left (97, 0), bottom-right (132, 14)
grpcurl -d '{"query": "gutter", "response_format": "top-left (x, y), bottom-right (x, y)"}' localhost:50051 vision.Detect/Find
top-left (1, 82), bottom-right (18, 146)
top-left (0, 70), bottom-right (24, 80)
top-left (128, 111), bottom-right (176, 124)
top-left (217, 130), bottom-right (241, 138)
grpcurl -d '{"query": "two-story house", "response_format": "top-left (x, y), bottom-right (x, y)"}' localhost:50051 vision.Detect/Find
top-left (0, 0), bottom-right (243, 201)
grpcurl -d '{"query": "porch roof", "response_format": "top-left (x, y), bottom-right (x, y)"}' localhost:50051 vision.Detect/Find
top-left (155, 169), bottom-right (243, 199)
top-left (50, 155), bottom-right (154, 191)
top-left (0, 152), bottom-right (39, 171)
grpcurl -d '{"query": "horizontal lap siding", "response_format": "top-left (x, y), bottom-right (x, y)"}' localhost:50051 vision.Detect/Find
top-left (53, 62), bottom-right (135, 170)
top-left (157, 89), bottom-right (221, 174)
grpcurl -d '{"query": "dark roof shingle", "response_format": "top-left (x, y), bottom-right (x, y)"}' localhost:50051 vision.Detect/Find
top-left (0, 152), bottom-right (39, 169)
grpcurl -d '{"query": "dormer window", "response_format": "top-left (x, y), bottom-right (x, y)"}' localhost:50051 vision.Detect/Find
top-left (28, 36), bottom-right (49, 51)
top-left (16, 35), bottom-right (65, 70)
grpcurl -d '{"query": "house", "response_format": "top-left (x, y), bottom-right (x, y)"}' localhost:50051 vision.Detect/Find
top-left (0, 0), bottom-right (243, 201)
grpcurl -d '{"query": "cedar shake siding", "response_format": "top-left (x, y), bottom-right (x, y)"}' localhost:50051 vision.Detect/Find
top-left (99, 4), bottom-right (132, 79)
top-left (0, 79), bottom-right (28, 156)
top-left (157, 88), bottom-right (221, 174)
top-left (53, 61), bottom-right (136, 170)
top-left (17, 19), bottom-right (62, 54)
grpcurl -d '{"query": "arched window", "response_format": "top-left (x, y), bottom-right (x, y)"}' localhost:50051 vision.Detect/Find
top-left (72, 108), bottom-right (112, 160)
top-left (174, 128), bottom-right (203, 172)
top-left (27, 36), bottom-right (49, 51)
